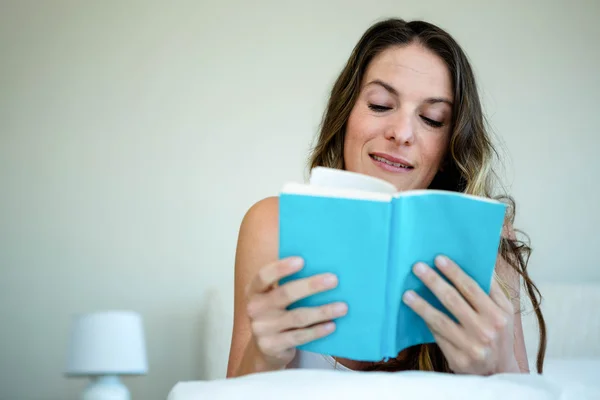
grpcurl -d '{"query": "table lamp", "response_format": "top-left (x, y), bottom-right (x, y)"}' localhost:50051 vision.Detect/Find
top-left (65, 311), bottom-right (148, 400)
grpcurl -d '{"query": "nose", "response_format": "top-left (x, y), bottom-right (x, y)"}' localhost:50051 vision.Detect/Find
top-left (384, 113), bottom-right (414, 145)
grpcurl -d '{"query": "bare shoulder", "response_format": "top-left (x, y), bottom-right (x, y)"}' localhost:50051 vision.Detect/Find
top-left (496, 220), bottom-right (521, 299)
top-left (497, 220), bottom-right (530, 371)
top-left (501, 220), bottom-right (518, 242)
top-left (236, 196), bottom-right (280, 266)
top-left (498, 220), bottom-right (519, 275)
top-left (227, 196), bottom-right (280, 376)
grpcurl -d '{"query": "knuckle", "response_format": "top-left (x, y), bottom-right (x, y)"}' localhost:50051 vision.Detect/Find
top-left (309, 275), bottom-right (324, 291)
top-left (462, 281), bottom-right (477, 297)
top-left (250, 320), bottom-right (264, 335)
top-left (256, 337), bottom-right (274, 354)
top-left (246, 299), bottom-right (259, 318)
top-left (289, 309), bottom-right (308, 327)
top-left (494, 314), bottom-right (509, 330)
top-left (290, 329), bottom-right (309, 345)
top-left (433, 313), bottom-right (450, 330)
top-left (258, 266), bottom-right (269, 283)
top-left (275, 262), bottom-right (289, 278)
top-left (470, 345), bottom-right (485, 361)
top-left (479, 327), bottom-right (495, 345)
top-left (273, 285), bottom-right (292, 306)
top-left (452, 354), bottom-right (467, 371)
top-left (443, 291), bottom-right (459, 308)
top-left (257, 268), bottom-right (270, 287)
top-left (459, 354), bottom-right (474, 370)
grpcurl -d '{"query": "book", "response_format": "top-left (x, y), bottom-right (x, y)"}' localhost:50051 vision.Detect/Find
top-left (278, 167), bottom-right (507, 362)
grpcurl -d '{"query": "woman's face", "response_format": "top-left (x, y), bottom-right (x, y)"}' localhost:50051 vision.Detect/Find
top-left (344, 43), bottom-right (453, 191)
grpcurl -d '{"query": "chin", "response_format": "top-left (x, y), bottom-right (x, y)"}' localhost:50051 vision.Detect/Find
top-left (367, 168), bottom-right (413, 191)
top-left (346, 160), bottom-right (424, 191)
top-left (363, 164), bottom-right (405, 185)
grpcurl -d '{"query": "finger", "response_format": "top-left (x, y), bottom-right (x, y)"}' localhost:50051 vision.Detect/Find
top-left (412, 262), bottom-right (485, 336)
top-left (433, 333), bottom-right (488, 374)
top-left (268, 272), bottom-right (338, 309)
top-left (413, 261), bottom-right (496, 345)
top-left (485, 279), bottom-right (514, 332)
top-left (434, 255), bottom-right (495, 314)
top-left (432, 332), bottom-right (463, 368)
top-left (251, 302), bottom-right (348, 335)
top-left (283, 302), bottom-right (347, 330)
top-left (246, 292), bottom-right (284, 319)
top-left (402, 290), bottom-right (462, 344)
top-left (433, 256), bottom-right (511, 341)
top-left (403, 290), bottom-right (488, 361)
top-left (246, 257), bottom-right (304, 296)
top-left (247, 273), bottom-right (338, 316)
top-left (257, 322), bottom-right (336, 355)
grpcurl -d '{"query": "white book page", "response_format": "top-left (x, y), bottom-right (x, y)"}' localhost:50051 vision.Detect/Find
top-left (392, 189), bottom-right (503, 204)
top-left (309, 167), bottom-right (397, 194)
top-left (281, 182), bottom-right (392, 202)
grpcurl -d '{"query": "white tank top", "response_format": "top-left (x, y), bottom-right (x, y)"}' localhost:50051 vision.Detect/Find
top-left (287, 350), bottom-right (353, 371)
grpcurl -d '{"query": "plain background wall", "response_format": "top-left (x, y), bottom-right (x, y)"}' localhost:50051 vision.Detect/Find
top-left (1, 0), bottom-right (598, 399)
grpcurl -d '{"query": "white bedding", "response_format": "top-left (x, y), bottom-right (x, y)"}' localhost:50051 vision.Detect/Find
top-left (168, 282), bottom-right (600, 399)
top-left (167, 367), bottom-right (600, 400)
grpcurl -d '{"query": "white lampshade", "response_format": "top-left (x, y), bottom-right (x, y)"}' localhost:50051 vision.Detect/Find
top-left (66, 311), bottom-right (148, 376)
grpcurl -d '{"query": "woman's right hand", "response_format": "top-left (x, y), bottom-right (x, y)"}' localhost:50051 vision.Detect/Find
top-left (245, 256), bottom-right (348, 370)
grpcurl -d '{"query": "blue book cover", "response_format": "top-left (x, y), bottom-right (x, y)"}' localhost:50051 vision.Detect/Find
top-left (278, 167), bottom-right (507, 362)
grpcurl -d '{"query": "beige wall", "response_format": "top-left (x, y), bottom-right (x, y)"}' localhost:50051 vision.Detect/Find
top-left (1, 1), bottom-right (598, 399)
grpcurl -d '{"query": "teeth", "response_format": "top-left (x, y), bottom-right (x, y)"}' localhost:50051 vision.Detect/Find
top-left (372, 155), bottom-right (411, 169)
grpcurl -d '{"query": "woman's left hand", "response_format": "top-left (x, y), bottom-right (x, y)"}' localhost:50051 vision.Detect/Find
top-left (402, 255), bottom-right (520, 375)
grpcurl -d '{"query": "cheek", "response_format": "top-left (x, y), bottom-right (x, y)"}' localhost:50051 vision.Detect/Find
top-left (420, 133), bottom-right (450, 171)
top-left (346, 110), bottom-right (367, 141)
top-left (346, 109), bottom-right (381, 144)
top-left (344, 109), bottom-right (376, 167)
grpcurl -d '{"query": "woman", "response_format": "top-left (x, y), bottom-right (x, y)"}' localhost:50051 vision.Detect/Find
top-left (226, 18), bottom-right (546, 377)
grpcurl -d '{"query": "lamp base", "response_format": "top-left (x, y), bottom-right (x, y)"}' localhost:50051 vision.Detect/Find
top-left (82, 375), bottom-right (130, 400)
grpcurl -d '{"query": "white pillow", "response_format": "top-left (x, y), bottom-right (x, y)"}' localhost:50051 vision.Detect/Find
top-left (534, 358), bottom-right (600, 388)
top-left (167, 369), bottom-right (600, 400)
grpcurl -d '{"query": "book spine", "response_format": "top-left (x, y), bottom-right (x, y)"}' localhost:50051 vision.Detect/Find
top-left (381, 198), bottom-right (400, 360)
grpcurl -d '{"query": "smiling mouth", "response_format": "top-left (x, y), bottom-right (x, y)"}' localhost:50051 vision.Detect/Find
top-left (370, 154), bottom-right (414, 169)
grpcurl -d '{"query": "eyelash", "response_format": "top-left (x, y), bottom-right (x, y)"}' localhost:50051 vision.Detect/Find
top-left (368, 104), bottom-right (444, 128)
top-left (368, 104), bottom-right (392, 112)
top-left (421, 116), bottom-right (444, 128)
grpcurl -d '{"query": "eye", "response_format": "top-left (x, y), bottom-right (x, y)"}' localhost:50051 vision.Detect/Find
top-left (368, 104), bottom-right (392, 112)
top-left (420, 116), bottom-right (444, 128)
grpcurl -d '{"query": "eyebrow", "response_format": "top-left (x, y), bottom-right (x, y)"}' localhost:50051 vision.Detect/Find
top-left (365, 79), bottom-right (453, 106)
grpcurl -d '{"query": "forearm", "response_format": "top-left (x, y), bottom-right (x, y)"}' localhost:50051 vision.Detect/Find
top-left (515, 357), bottom-right (531, 374)
top-left (504, 359), bottom-right (523, 374)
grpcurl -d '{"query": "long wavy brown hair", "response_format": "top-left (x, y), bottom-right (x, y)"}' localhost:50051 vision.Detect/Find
top-left (307, 18), bottom-right (547, 373)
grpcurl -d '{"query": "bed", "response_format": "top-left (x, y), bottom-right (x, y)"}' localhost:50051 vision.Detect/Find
top-left (167, 282), bottom-right (600, 399)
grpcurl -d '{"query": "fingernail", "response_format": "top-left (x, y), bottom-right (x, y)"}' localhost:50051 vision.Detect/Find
top-left (413, 262), bottom-right (427, 276)
top-left (288, 257), bottom-right (304, 269)
top-left (436, 255), bottom-right (448, 268)
top-left (322, 274), bottom-right (338, 287)
top-left (323, 322), bottom-right (335, 332)
top-left (333, 302), bottom-right (348, 315)
top-left (403, 290), bottom-right (416, 304)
